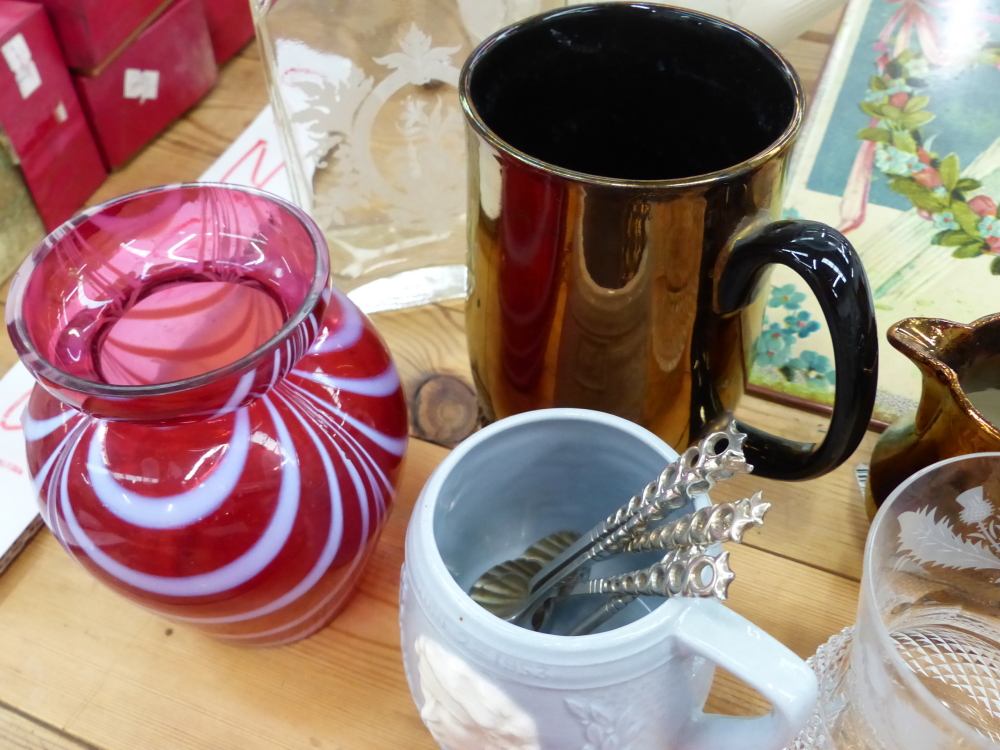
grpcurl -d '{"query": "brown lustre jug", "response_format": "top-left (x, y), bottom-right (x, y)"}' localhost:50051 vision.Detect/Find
top-left (866, 313), bottom-right (1000, 516)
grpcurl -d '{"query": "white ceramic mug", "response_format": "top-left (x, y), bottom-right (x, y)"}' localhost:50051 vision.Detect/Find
top-left (400, 408), bottom-right (817, 750)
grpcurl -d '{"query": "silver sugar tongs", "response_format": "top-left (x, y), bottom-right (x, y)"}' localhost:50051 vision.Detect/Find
top-left (548, 491), bottom-right (770, 636)
top-left (477, 421), bottom-right (752, 629)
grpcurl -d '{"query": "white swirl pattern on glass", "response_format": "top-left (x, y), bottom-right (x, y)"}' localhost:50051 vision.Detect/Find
top-left (24, 287), bottom-right (404, 642)
top-left (86, 409), bottom-right (252, 530)
top-left (57, 396), bottom-right (302, 597)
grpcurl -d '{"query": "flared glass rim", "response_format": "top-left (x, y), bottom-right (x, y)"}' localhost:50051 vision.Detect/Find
top-left (459, 2), bottom-right (805, 189)
top-left (4, 182), bottom-right (331, 399)
top-left (864, 451), bottom-right (1000, 747)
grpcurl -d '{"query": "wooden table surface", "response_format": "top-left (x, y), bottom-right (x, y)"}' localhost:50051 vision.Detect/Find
top-left (0, 10), bottom-right (869, 749)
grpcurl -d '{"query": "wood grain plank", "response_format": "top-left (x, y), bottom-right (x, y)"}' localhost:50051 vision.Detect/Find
top-left (725, 398), bottom-right (876, 582)
top-left (370, 301), bottom-right (477, 446)
top-left (808, 5), bottom-right (848, 36)
top-left (0, 702), bottom-right (100, 750)
top-left (778, 6), bottom-right (845, 104)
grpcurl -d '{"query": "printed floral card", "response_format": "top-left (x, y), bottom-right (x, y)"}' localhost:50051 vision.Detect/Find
top-left (754, 0), bottom-right (1000, 424)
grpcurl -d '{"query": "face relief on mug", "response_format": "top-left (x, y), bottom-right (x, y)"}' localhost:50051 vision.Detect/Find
top-left (460, 3), bottom-right (879, 482)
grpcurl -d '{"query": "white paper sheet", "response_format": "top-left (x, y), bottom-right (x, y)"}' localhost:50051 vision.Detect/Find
top-left (0, 362), bottom-right (42, 574)
top-left (198, 104), bottom-right (292, 202)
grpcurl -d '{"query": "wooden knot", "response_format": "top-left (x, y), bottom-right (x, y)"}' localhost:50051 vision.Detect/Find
top-left (412, 374), bottom-right (479, 448)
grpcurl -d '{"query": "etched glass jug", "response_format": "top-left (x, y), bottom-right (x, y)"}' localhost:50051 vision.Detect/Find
top-left (251, 0), bottom-right (562, 311)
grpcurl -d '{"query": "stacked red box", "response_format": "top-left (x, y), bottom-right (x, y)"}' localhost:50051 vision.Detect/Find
top-left (0, 0), bottom-right (104, 229)
top-left (205, 0), bottom-right (255, 64)
top-left (73, 0), bottom-right (217, 169)
top-left (24, 0), bottom-right (165, 70)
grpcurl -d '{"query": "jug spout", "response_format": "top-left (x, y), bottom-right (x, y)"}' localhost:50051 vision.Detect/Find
top-left (887, 317), bottom-right (973, 376)
top-left (867, 314), bottom-right (1000, 515)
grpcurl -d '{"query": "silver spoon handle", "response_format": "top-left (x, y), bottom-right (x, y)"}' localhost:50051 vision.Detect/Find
top-left (625, 492), bottom-right (769, 553)
top-left (525, 421), bottom-right (750, 599)
top-left (567, 548), bottom-right (736, 601)
top-left (562, 594), bottom-right (635, 637)
top-left (549, 549), bottom-right (734, 636)
top-left (590, 421), bottom-right (752, 560)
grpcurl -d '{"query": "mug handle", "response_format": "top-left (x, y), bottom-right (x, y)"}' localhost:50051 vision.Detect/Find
top-left (717, 219), bottom-right (878, 480)
top-left (672, 598), bottom-right (818, 750)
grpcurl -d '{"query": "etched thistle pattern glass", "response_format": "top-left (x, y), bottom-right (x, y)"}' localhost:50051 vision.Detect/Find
top-left (251, 0), bottom-right (562, 310)
top-left (5, 184), bottom-right (408, 646)
top-left (790, 453), bottom-right (1000, 749)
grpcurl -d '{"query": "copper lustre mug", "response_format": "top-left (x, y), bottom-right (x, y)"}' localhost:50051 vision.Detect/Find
top-left (461, 3), bottom-right (878, 480)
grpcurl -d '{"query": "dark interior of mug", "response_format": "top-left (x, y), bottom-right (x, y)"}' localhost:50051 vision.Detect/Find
top-left (433, 415), bottom-right (698, 634)
top-left (465, 3), bottom-right (799, 180)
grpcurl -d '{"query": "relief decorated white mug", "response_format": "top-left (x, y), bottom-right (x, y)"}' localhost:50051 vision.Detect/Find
top-left (400, 408), bottom-right (817, 750)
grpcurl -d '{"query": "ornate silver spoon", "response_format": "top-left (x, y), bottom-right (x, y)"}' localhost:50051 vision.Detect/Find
top-left (555, 548), bottom-right (734, 637)
top-left (551, 493), bottom-right (769, 636)
top-left (468, 421), bottom-right (751, 627)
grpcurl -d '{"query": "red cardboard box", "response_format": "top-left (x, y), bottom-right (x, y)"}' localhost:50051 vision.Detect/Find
top-left (74, 0), bottom-right (217, 170)
top-left (0, 1), bottom-right (105, 229)
top-left (25, 0), bottom-right (166, 70)
top-left (205, 0), bottom-right (254, 64)
top-left (18, 98), bottom-right (105, 228)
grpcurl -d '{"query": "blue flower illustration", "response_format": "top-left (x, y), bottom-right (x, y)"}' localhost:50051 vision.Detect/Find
top-left (789, 350), bottom-right (835, 386)
top-left (979, 216), bottom-right (1000, 238)
top-left (755, 331), bottom-right (791, 367)
top-left (933, 211), bottom-right (957, 230)
top-left (768, 284), bottom-right (806, 310)
top-left (864, 89), bottom-right (888, 102)
top-left (785, 311), bottom-right (821, 338)
top-left (781, 207), bottom-right (803, 220)
top-left (875, 144), bottom-right (921, 176)
top-left (932, 186), bottom-right (948, 198)
top-left (762, 321), bottom-right (796, 346)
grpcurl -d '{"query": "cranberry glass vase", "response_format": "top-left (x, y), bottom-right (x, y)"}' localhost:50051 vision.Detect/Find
top-left (5, 184), bottom-right (408, 646)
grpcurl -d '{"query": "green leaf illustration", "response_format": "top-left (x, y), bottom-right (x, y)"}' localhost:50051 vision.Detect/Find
top-left (860, 101), bottom-right (884, 118)
top-left (903, 95), bottom-right (929, 113)
top-left (952, 242), bottom-right (985, 259)
top-left (890, 178), bottom-right (948, 212)
top-left (900, 111), bottom-right (935, 129)
top-left (951, 201), bottom-right (983, 236)
top-left (992, 257), bottom-right (1000, 275)
top-left (934, 230), bottom-right (975, 247)
top-left (956, 178), bottom-right (983, 192)
top-left (858, 127), bottom-right (891, 143)
top-left (940, 154), bottom-right (960, 192)
top-left (870, 75), bottom-right (888, 91)
top-left (892, 131), bottom-right (917, 153)
top-left (881, 104), bottom-right (904, 120)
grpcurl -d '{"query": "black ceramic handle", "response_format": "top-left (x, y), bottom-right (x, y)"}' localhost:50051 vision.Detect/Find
top-left (717, 220), bottom-right (878, 481)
